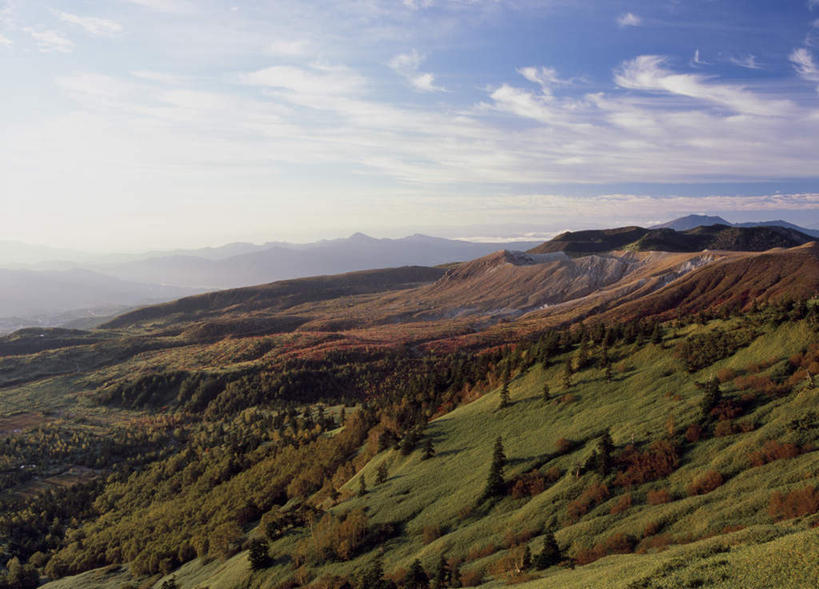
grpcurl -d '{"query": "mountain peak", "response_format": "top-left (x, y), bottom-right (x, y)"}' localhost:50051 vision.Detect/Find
top-left (652, 215), bottom-right (731, 231)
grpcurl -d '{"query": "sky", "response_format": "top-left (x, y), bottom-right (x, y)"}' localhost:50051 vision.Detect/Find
top-left (2, 0), bottom-right (819, 252)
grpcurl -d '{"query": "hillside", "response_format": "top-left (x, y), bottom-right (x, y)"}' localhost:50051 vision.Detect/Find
top-left (528, 225), bottom-right (814, 257)
top-left (654, 215), bottom-right (819, 238)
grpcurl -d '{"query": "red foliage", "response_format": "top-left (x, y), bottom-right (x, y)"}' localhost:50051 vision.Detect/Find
top-left (510, 472), bottom-right (548, 499)
top-left (555, 438), bottom-right (573, 454)
top-left (646, 488), bottom-right (672, 505)
top-left (686, 470), bottom-right (723, 496)
top-left (574, 533), bottom-right (636, 565)
top-left (613, 439), bottom-right (680, 487)
top-left (609, 493), bottom-right (632, 515)
top-left (685, 424), bottom-right (703, 443)
top-left (749, 439), bottom-right (803, 467)
top-left (567, 482), bottom-right (609, 522)
top-left (768, 485), bottom-right (819, 520)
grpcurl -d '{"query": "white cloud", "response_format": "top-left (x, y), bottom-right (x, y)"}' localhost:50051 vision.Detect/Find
top-left (403, 0), bottom-right (434, 9)
top-left (268, 39), bottom-right (310, 57)
top-left (617, 12), bottom-right (642, 27)
top-left (131, 70), bottom-right (185, 85)
top-left (729, 54), bottom-right (761, 70)
top-left (389, 49), bottom-right (445, 92)
top-left (56, 11), bottom-right (122, 36)
top-left (0, 33), bottom-right (11, 46)
top-left (123, 0), bottom-right (192, 14)
top-left (810, 0), bottom-right (819, 10)
top-left (240, 64), bottom-right (365, 97)
top-left (790, 48), bottom-right (819, 81)
top-left (517, 66), bottom-right (571, 93)
top-left (614, 55), bottom-right (792, 116)
top-left (24, 28), bottom-right (73, 53)
top-left (691, 49), bottom-right (709, 66)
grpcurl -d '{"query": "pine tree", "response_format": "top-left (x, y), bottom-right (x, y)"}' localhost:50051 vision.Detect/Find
top-left (521, 544), bottom-right (532, 570)
top-left (534, 531), bottom-right (561, 569)
top-left (248, 538), bottom-right (270, 570)
top-left (700, 377), bottom-right (722, 420)
top-left (404, 559), bottom-right (429, 589)
top-left (482, 436), bottom-right (506, 499)
top-left (542, 382), bottom-right (550, 402)
top-left (422, 437), bottom-right (435, 460)
top-left (563, 357), bottom-right (573, 389)
top-left (358, 474), bottom-right (367, 497)
top-left (432, 554), bottom-right (450, 589)
top-left (359, 556), bottom-right (387, 589)
top-left (604, 361), bottom-right (612, 383)
top-left (596, 430), bottom-right (614, 476)
top-left (376, 462), bottom-right (389, 485)
top-left (499, 378), bottom-right (510, 409)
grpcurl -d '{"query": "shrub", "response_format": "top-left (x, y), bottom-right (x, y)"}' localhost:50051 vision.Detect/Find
top-left (422, 525), bottom-right (442, 545)
top-left (685, 423), bottom-right (703, 443)
top-left (768, 486), bottom-right (819, 520)
top-left (460, 568), bottom-right (485, 587)
top-left (609, 493), bottom-right (632, 515)
top-left (686, 470), bottom-right (723, 496)
top-left (466, 543), bottom-right (497, 562)
top-left (613, 440), bottom-right (679, 487)
top-left (510, 471), bottom-right (548, 499)
top-left (749, 440), bottom-right (803, 467)
top-left (555, 438), bottom-right (573, 454)
top-left (573, 533), bottom-right (636, 565)
top-left (646, 488), bottom-right (672, 505)
top-left (567, 482), bottom-right (609, 522)
top-left (713, 420), bottom-right (735, 437)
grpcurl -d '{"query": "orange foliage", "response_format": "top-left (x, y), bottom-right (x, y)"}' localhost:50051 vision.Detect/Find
top-left (567, 482), bottom-right (609, 522)
top-left (646, 488), bottom-right (672, 505)
top-left (749, 439), bottom-right (803, 467)
top-left (609, 493), bottom-right (632, 515)
top-left (686, 470), bottom-right (723, 496)
top-left (613, 439), bottom-right (679, 487)
top-left (573, 533), bottom-right (635, 565)
top-left (768, 485), bottom-right (819, 520)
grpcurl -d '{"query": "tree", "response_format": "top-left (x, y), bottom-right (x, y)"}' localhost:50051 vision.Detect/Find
top-left (596, 430), bottom-right (614, 476)
top-left (358, 474), bottom-right (367, 497)
top-left (604, 361), bottom-right (612, 383)
top-left (422, 438), bottom-right (435, 460)
top-left (534, 531), bottom-right (561, 569)
top-left (376, 462), bottom-right (389, 485)
top-left (359, 556), bottom-right (388, 589)
top-left (482, 437), bottom-right (506, 499)
top-left (432, 554), bottom-right (450, 589)
top-left (521, 544), bottom-right (532, 570)
top-left (404, 559), bottom-right (429, 589)
top-left (499, 378), bottom-right (510, 409)
top-left (248, 538), bottom-right (270, 570)
top-left (700, 377), bottom-right (722, 420)
top-left (563, 358), bottom-right (573, 389)
top-left (542, 382), bottom-right (550, 402)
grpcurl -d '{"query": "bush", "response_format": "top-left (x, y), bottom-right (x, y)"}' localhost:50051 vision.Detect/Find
top-left (567, 482), bottom-right (609, 522)
top-left (768, 486), bottom-right (819, 520)
top-left (609, 493), bottom-right (632, 515)
top-left (685, 424), bottom-right (703, 443)
top-left (613, 440), bottom-right (679, 487)
top-left (686, 470), bottom-right (724, 496)
top-left (749, 440), bottom-right (803, 467)
top-left (422, 524), bottom-right (442, 545)
top-left (647, 488), bottom-right (672, 505)
top-left (460, 568), bottom-right (485, 586)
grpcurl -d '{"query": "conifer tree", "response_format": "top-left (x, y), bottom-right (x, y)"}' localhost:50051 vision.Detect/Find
top-left (376, 462), bottom-right (389, 485)
top-left (432, 554), bottom-right (450, 589)
top-left (248, 538), bottom-right (270, 570)
top-left (404, 559), bottom-right (429, 589)
top-left (596, 430), bottom-right (614, 476)
top-left (483, 436), bottom-right (506, 499)
top-left (422, 437), bottom-right (435, 460)
top-left (499, 378), bottom-right (510, 409)
top-left (563, 358), bottom-right (573, 389)
top-left (534, 531), bottom-right (561, 569)
top-left (521, 544), bottom-right (532, 570)
top-left (358, 474), bottom-right (367, 497)
top-left (700, 377), bottom-right (722, 420)
top-left (604, 361), bottom-right (612, 383)
top-left (542, 382), bottom-right (550, 402)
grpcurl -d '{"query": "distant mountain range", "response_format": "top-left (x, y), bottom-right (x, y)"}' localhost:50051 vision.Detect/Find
top-left (652, 214), bottom-right (819, 238)
top-left (2, 217), bottom-right (816, 334)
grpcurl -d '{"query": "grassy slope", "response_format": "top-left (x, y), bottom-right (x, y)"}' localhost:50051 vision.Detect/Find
top-left (43, 318), bottom-right (819, 589)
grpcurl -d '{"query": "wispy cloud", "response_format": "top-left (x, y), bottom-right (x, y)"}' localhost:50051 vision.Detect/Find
top-left (389, 50), bottom-right (445, 92)
top-left (617, 12), bottom-right (642, 27)
top-left (268, 39), bottom-right (310, 57)
top-left (23, 27), bottom-right (73, 53)
top-left (0, 33), bottom-right (11, 47)
top-left (810, 0), bottom-right (819, 11)
top-left (123, 0), bottom-right (193, 14)
top-left (240, 63), bottom-right (365, 97)
top-left (729, 54), bottom-right (761, 70)
top-left (56, 11), bottom-right (123, 36)
top-left (690, 49), bottom-right (709, 66)
top-left (614, 55), bottom-right (792, 116)
top-left (790, 47), bottom-right (819, 91)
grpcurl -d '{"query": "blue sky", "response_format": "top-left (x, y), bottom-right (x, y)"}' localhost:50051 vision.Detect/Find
top-left (1, 0), bottom-right (819, 251)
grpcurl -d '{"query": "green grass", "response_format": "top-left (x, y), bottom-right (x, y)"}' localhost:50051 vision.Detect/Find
top-left (40, 318), bottom-right (819, 588)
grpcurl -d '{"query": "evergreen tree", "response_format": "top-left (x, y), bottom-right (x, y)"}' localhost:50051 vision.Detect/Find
top-left (482, 437), bottom-right (506, 499)
top-left (359, 556), bottom-right (388, 589)
top-left (248, 538), bottom-right (270, 570)
top-left (563, 357), bottom-right (573, 389)
top-left (534, 531), bottom-right (561, 569)
top-left (404, 559), bottom-right (429, 589)
top-left (542, 382), bottom-right (550, 402)
top-left (376, 462), bottom-right (389, 485)
top-left (521, 544), bottom-right (532, 570)
top-left (358, 474), bottom-right (367, 497)
top-left (700, 377), bottom-right (722, 420)
top-left (604, 361), bottom-right (612, 383)
top-left (422, 437), bottom-right (435, 460)
top-left (651, 322), bottom-right (663, 345)
top-left (499, 378), bottom-right (510, 409)
top-left (596, 430), bottom-right (614, 476)
top-left (432, 554), bottom-right (450, 589)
